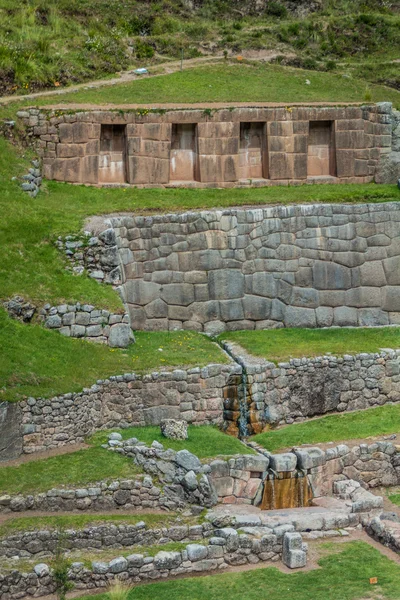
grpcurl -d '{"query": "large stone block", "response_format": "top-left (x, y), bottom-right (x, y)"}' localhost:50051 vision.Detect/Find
top-left (313, 261), bottom-right (351, 290)
top-left (209, 270), bottom-right (244, 300)
top-left (161, 283), bottom-right (195, 306)
top-left (125, 280), bottom-right (161, 305)
top-left (242, 295), bottom-right (272, 320)
top-left (128, 156), bottom-right (169, 184)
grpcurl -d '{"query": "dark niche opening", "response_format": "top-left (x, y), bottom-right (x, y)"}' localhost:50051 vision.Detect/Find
top-left (170, 123), bottom-right (199, 182)
top-left (99, 124), bottom-right (128, 184)
top-left (239, 122), bottom-right (268, 180)
top-left (307, 121), bottom-right (336, 177)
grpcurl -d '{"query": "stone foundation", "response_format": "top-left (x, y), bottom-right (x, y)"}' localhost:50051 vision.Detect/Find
top-left (105, 202), bottom-right (400, 333)
top-left (17, 103), bottom-right (393, 187)
top-left (0, 363), bottom-right (238, 460)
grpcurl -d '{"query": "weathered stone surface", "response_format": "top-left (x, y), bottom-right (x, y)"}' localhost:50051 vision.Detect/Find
top-left (161, 418), bottom-right (188, 440)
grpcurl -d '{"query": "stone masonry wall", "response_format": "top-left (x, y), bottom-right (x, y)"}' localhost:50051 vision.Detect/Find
top-left (109, 202), bottom-right (400, 333)
top-left (1, 363), bottom-right (238, 459)
top-left (0, 475), bottom-right (167, 515)
top-left (0, 530), bottom-right (289, 600)
top-left (17, 103), bottom-right (393, 187)
top-left (0, 521), bottom-right (213, 559)
top-left (223, 343), bottom-right (400, 434)
top-left (210, 441), bottom-right (400, 505)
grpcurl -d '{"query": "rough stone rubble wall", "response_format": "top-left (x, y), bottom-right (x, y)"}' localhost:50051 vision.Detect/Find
top-left (15, 363), bottom-right (239, 456)
top-left (17, 103), bottom-right (393, 187)
top-left (223, 344), bottom-right (400, 433)
top-left (0, 475), bottom-right (167, 515)
top-left (110, 202), bottom-right (400, 333)
top-left (0, 530), bottom-right (287, 600)
top-left (0, 521), bottom-right (213, 559)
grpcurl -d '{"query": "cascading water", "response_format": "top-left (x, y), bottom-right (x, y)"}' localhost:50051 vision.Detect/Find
top-left (238, 367), bottom-right (250, 438)
top-left (260, 470), bottom-right (313, 511)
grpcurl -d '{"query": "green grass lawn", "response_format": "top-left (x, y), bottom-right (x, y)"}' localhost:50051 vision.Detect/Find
top-left (0, 425), bottom-right (249, 495)
top-left (219, 327), bottom-right (400, 364)
top-left (0, 315), bottom-right (226, 402)
top-left (388, 492), bottom-right (400, 507)
top-left (91, 425), bottom-right (254, 459)
top-left (0, 444), bottom-right (141, 496)
top-left (8, 63), bottom-right (400, 108)
top-left (2, 137), bottom-right (399, 311)
top-left (76, 541), bottom-right (400, 600)
top-left (0, 512), bottom-right (192, 538)
top-left (252, 403), bottom-right (400, 453)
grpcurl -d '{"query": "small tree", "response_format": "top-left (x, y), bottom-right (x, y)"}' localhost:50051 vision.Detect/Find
top-left (52, 528), bottom-right (74, 600)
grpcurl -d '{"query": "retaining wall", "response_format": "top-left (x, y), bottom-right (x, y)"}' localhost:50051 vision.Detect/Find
top-left (109, 202), bottom-right (400, 333)
top-left (0, 363), bottom-right (239, 460)
top-left (0, 530), bottom-right (289, 599)
top-left (17, 103), bottom-right (393, 187)
top-left (0, 520), bottom-right (212, 559)
top-left (223, 344), bottom-right (400, 434)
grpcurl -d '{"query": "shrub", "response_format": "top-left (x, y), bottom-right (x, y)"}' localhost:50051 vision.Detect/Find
top-left (266, 2), bottom-right (288, 18)
top-left (325, 60), bottom-right (336, 71)
top-left (107, 581), bottom-right (131, 600)
top-left (135, 41), bottom-right (155, 59)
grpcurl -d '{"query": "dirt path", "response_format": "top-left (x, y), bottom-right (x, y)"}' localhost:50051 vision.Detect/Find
top-left (0, 56), bottom-right (226, 105)
top-left (0, 442), bottom-right (89, 468)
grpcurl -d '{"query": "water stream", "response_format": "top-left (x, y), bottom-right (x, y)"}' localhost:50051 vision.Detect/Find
top-left (260, 470), bottom-right (313, 510)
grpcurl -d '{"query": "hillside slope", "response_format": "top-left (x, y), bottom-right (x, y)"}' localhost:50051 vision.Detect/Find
top-left (0, 0), bottom-right (399, 95)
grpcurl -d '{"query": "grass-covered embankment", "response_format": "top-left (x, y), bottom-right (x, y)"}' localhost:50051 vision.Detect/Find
top-left (219, 327), bottom-right (400, 364)
top-left (252, 403), bottom-right (400, 453)
top-left (0, 425), bottom-right (249, 495)
top-left (91, 425), bottom-right (254, 459)
top-left (0, 317), bottom-right (227, 403)
top-left (75, 541), bottom-right (400, 600)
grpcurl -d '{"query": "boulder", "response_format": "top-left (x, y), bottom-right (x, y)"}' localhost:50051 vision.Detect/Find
top-left (108, 323), bottom-right (134, 348)
top-left (175, 449), bottom-right (202, 472)
top-left (160, 418), bottom-right (188, 440)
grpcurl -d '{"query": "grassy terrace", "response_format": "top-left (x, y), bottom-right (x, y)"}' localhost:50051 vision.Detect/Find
top-left (4, 62), bottom-right (400, 109)
top-left (1, 133), bottom-right (399, 402)
top-left (0, 318), bottom-right (227, 403)
top-left (76, 542), bottom-right (400, 600)
top-left (91, 425), bottom-right (254, 458)
top-left (0, 443), bottom-right (140, 496)
top-left (0, 426), bottom-right (248, 495)
top-left (0, 512), bottom-right (193, 538)
top-left (252, 403), bottom-right (400, 453)
top-left (220, 327), bottom-right (400, 364)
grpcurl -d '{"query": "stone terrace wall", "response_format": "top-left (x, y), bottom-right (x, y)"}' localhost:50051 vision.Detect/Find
top-left (0, 521), bottom-right (212, 559)
top-left (223, 344), bottom-right (400, 433)
top-left (110, 202), bottom-right (400, 333)
top-left (17, 103), bottom-right (393, 186)
top-left (0, 530), bottom-right (291, 600)
top-left (0, 363), bottom-right (239, 460)
top-left (0, 475), bottom-right (168, 515)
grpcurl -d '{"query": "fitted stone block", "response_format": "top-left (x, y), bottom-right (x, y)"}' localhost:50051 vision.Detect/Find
top-left (108, 202), bottom-right (400, 332)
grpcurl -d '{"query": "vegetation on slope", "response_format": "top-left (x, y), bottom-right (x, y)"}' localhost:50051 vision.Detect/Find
top-left (17, 62), bottom-right (400, 107)
top-left (0, 315), bottom-right (227, 402)
top-left (0, 0), bottom-right (399, 95)
top-left (0, 443), bottom-right (141, 495)
top-left (75, 541), bottom-right (400, 600)
top-left (252, 403), bottom-right (400, 453)
top-left (0, 425), bottom-right (248, 494)
top-left (219, 327), bottom-right (400, 364)
top-left (90, 425), bottom-right (255, 458)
